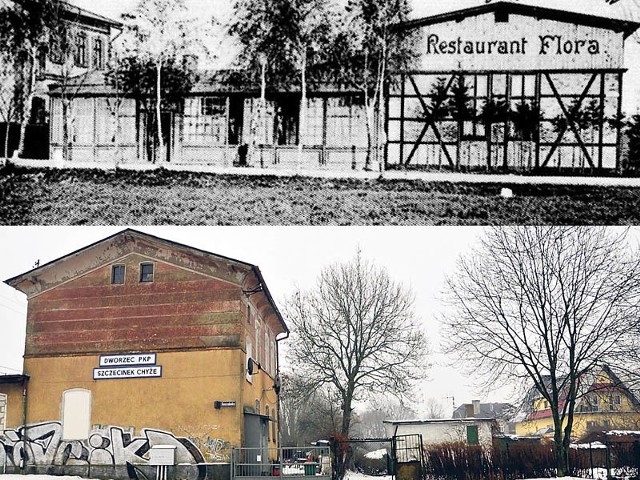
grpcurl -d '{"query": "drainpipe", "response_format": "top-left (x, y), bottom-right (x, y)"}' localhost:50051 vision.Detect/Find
top-left (275, 330), bottom-right (289, 476)
top-left (20, 374), bottom-right (29, 473)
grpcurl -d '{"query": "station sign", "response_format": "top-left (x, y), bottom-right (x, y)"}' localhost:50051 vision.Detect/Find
top-left (93, 365), bottom-right (162, 380)
top-left (99, 353), bottom-right (157, 367)
top-left (94, 352), bottom-right (162, 380)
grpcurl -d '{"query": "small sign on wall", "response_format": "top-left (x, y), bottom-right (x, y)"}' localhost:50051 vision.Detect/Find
top-left (99, 353), bottom-right (157, 367)
top-left (93, 365), bottom-right (162, 380)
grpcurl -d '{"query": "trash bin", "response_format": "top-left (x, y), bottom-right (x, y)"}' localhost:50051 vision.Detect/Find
top-left (304, 463), bottom-right (317, 476)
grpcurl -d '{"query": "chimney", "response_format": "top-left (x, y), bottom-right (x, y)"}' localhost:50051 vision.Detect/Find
top-left (465, 404), bottom-right (474, 417)
top-left (472, 400), bottom-right (481, 416)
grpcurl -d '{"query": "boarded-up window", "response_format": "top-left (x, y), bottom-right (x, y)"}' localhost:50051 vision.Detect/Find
top-left (62, 389), bottom-right (91, 440)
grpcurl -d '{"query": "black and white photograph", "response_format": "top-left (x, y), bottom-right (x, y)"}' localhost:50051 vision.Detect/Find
top-left (2, 0), bottom-right (640, 223)
top-left (3, 1), bottom-right (640, 480)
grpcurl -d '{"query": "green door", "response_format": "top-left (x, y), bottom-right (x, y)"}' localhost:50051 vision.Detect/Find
top-left (466, 425), bottom-right (479, 445)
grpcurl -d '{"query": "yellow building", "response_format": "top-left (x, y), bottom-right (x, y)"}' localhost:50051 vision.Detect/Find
top-left (515, 366), bottom-right (640, 439)
top-left (0, 229), bottom-right (288, 480)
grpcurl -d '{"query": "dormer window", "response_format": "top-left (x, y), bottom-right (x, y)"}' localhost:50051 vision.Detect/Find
top-left (111, 265), bottom-right (125, 284)
top-left (140, 263), bottom-right (154, 283)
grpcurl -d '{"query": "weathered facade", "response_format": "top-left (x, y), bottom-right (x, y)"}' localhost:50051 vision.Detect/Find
top-left (0, 230), bottom-right (288, 480)
top-left (383, 418), bottom-right (497, 448)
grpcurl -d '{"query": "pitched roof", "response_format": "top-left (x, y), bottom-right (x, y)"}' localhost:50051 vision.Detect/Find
top-left (453, 402), bottom-right (515, 420)
top-left (397, 1), bottom-right (640, 39)
top-left (61, 1), bottom-right (122, 30)
top-left (4, 228), bottom-right (288, 334)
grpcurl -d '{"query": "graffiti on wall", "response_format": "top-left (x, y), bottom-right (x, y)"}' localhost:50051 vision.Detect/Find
top-left (175, 424), bottom-right (231, 462)
top-left (0, 422), bottom-right (206, 479)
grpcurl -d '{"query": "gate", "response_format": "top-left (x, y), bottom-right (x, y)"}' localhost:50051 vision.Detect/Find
top-left (392, 435), bottom-right (425, 480)
top-left (232, 445), bottom-right (331, 480)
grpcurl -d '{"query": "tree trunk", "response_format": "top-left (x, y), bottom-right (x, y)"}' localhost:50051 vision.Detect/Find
top-left (297, 50), bottom-right (306, 172)
top-left (18, 51), bottom-right (36, 158)
top-left (155, 60), bottom-right (163, 164)
top-left (62, 98), bottom-right (69, 163)
top-left (4, 118), bottom-right (11, 159)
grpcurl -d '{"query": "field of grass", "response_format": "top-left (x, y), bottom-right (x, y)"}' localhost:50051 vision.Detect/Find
top-left (1, 165), bottom-right (640, 225)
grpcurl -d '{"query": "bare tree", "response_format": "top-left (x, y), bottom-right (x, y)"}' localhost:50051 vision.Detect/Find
top-left (286, 250), bottom-right (427, 478)
top-left (442, 227), bottom-right (640, 477)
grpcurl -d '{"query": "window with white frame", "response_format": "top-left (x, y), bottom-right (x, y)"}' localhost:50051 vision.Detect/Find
top-left (183, 97), bottom-right (227, 145)
top-left (265, 330), bottom-right (271, 375)
top-left (62, 389), bottom-right (91, 440)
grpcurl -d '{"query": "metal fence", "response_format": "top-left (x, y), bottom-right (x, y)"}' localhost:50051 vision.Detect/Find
top-left (232, 446), bottom-right (331, 480)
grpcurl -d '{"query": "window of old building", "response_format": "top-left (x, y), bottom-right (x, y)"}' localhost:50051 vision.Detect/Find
top-left (140, 263), bottom-right (154, 283)
top-left (111, 265), bottom-right (125, 284)
top-left (74, 32), bottom-right (88, 67)
top-left (92, 38), bottom-right (104, 70)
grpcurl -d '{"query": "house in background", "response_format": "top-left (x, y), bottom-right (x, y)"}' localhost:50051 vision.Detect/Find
top-left (0, 0), bottom-right (121, 159)
top-left (0, 229), bottom-right (288, 480)
top-left (453, 400), bottom-right (515, 434)
top-left (383, 418), bottom-right (497, 449)
top-left (515, 365), bottom-right (640, 439)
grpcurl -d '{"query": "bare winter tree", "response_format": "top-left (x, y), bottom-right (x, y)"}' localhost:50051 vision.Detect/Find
top-left (280, 372), bottom-right (342, 446)
top-left (286, 250), bottom-right (427, 479)
top-left (442, 226), bottom-right (640, 477)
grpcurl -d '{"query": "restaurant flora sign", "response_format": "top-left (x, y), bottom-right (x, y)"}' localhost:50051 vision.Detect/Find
top-left (94, 353), bottom-right (162, 380)
top-left (416, 13), bottom-right (623, 71)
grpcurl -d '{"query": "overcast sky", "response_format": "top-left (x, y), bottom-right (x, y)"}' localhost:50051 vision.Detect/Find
top-left (0, 226), bottom-right (501, 417)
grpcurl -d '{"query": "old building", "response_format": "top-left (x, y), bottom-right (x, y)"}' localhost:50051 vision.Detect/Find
top-left (0, 229), bottom-right (288, 480)
top-left (383, 418), bottom-right (497, 448)
top-left (1, 1), bottom-right (121, 159)
top-left (45, 2), bottom-right (640, 173)
top-left (388, 2), bottom-right (640, 171)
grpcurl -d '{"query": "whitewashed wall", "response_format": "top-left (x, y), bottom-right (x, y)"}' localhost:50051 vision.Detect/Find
top-left (414, 13), bottom-right (625, 71)
top-left (383, 420), bottom-right (494, 448)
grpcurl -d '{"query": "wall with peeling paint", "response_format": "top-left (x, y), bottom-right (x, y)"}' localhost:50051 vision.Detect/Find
top-left (1, 230), bottom-right (286, 478)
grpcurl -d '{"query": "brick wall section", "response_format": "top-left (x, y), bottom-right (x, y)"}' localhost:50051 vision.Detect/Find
top-left (25, 253), bottom-right (243, 357)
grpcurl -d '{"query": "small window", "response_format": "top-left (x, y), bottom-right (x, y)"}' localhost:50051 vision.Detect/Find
top-left (615, 395), bottom-right (622, 405)
top-left (111, 265), bottom-right (125, 285)
top-left (92, 38), bottom-right (104, 70)
top-left (140, 263), bottom-right (154, 283)
top-left (74, 32), bottom-right (88, 67)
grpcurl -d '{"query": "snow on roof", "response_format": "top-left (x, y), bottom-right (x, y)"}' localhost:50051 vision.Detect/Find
top-left (364, 449), bottom-right (388, 460)
top-left (571, 441), bottom-right (607, 449)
